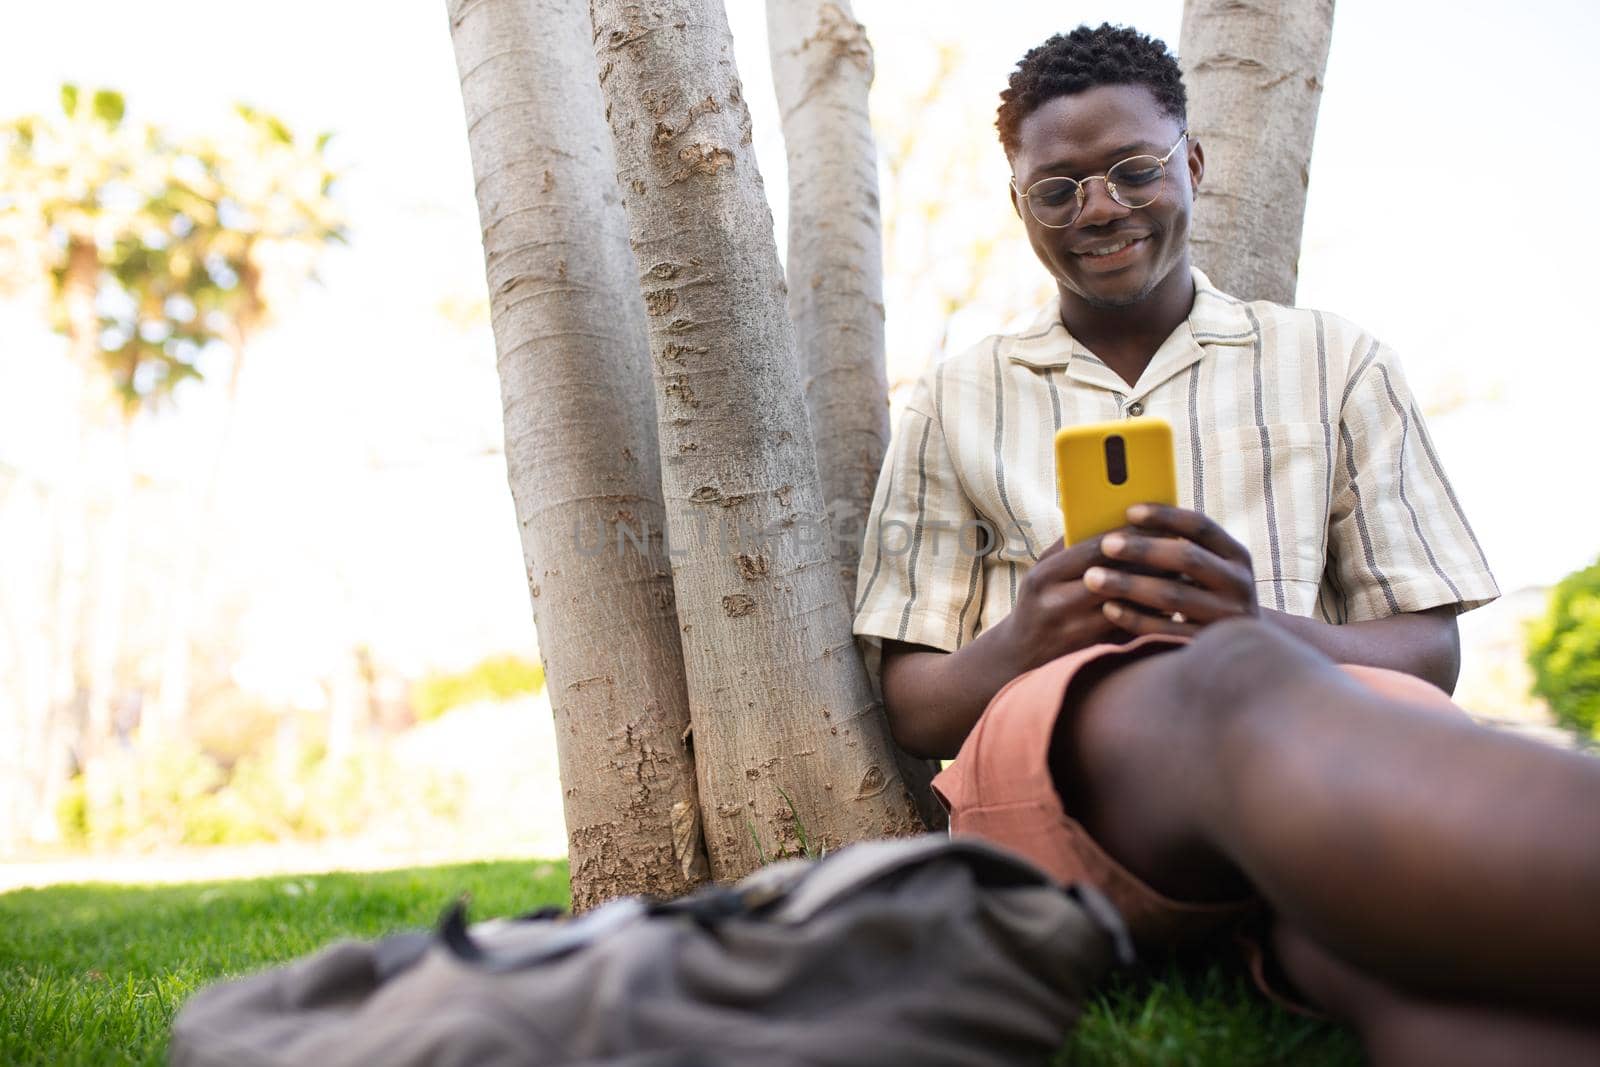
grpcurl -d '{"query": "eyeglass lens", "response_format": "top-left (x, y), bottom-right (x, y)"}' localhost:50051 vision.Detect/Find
top-left (1025, 154), bottom-right (1167, 228)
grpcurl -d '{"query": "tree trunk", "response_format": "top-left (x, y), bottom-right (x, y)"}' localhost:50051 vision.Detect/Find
top-left (1179, 0), bottom-right (1335, 304)
top-left (149, 292), bottom-right (260, 744)
top-left (447, 0), bottom-right (709, 907)
top-left (592, 0), bottom-right (926, 880)
top-left (34, 235), bottom-right (105, 843)
top-left (766, 0), bottom-right (943, 831)
top-left (80, 416), bottom-right (133, 793)
top-left (0, 471), bottom-right (58, 852)
top-left (764, 0), bottom-right (887, 599)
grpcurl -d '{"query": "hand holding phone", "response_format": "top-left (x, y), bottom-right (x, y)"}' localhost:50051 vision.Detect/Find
top-left (1055, 417), bottom-right (1177, 543)
top-left (1054, 417), bottom-right (1259, 637)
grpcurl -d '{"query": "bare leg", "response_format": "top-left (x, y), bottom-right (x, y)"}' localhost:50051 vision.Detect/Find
top-left (1053, 619), bottom-right (1600, 1015)
top-left (1273, 921), bottom-right (1600, 1067)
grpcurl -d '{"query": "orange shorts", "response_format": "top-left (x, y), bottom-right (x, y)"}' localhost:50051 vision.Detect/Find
top-left (930, 634), bottom-right (1465, 1012)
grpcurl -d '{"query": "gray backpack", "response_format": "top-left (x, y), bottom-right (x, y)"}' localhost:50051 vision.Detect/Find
top-left (170, 835), bottom-right (1132, 1067)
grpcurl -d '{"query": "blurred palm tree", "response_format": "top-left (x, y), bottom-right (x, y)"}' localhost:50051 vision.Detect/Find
top-left (2, 85), bottom-right (166, 845)
top-left (0, 86), bottom-right (344, 849)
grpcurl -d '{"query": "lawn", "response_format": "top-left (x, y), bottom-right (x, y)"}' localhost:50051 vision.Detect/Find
top-left (0, 859), bottom-right (1361, 1066)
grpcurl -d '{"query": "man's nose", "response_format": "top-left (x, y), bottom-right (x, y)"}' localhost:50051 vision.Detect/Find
top-left (1075, 176), bottom-right (1130, 228)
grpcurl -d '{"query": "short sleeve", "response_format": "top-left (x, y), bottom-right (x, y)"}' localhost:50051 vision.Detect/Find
top-left (1326, 342), bottom-right (1499, 621)
top-left (852, 369), bottom-right (985, 663)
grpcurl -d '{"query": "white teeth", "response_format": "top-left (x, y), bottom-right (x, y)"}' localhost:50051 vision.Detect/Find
top-left (1085, 238), bottom-right (1137, 256)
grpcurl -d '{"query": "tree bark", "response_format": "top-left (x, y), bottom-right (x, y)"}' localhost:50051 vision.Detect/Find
top-left (764, 0), bottom-right (887, 599)
top-left (448, 0), bottom-right (709, 907)
top-left (592, 0), bottom-right (926, 879)
top-left (766, 0), bottom-right (943, 831)
top-left (1179, 0), bottom-right (1335, 304)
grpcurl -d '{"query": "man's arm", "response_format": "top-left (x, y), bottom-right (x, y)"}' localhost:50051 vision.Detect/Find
top-left (1260, 605), bottom-right (1461, 694)
top-left (880, 532), bottom-right (1126, 759)
top-left (881, 630), bottom-right (1021, 761)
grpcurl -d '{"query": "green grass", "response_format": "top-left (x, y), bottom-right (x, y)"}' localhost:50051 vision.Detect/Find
top-left (1065, 955), bottom-right (1361, 1066)
top-left (0, 860), bottom-right (568, 1067)
top-left (1, 860), bottom-right (1360, 1066)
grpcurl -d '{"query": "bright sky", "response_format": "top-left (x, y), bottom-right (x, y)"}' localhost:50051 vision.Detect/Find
top-left (2, 0), bottom-right (1597, 695)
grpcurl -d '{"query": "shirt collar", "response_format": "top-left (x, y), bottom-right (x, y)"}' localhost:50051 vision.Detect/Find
top-left (1005, 267), bottom-right (1257, 373)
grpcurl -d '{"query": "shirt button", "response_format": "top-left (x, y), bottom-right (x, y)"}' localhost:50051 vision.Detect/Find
top-left (1126, 401), bottom-right (1145, 417)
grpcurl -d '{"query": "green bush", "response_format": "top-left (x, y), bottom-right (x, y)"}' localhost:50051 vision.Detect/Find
top-left (1526, 556), bottom-right (1600, 740)
top-left (412, 653), bottom-right (544, 721)
top-left (55, 735), bottom-right (465, 850)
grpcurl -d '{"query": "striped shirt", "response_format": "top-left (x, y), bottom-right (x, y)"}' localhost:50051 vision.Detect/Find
top-left (852, 268), bottom-right (1498, 661)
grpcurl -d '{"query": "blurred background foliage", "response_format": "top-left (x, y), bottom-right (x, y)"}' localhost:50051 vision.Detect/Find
top-left (0, 86), bottom-right (555, 858)
top-left (2, 84), bottom-right (345, 414)
top-left (1527, 557), bottom-right (1600, 741)
top-left (51, 652), bottom-right (546, 850)
top-left (413, 654), bottom-right (545, 723)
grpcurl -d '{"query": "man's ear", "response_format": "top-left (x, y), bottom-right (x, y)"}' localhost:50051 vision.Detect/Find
top-left (1187, 138), bottom-right (1205, 194)
top-left (1008, 179), bottom-right (1023, 220)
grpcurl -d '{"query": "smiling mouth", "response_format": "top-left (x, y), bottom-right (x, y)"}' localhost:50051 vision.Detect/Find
top-left (1071, 234), bottom-right (1148, 270)
top-left (1077, 236), bottom-right (1145, 258)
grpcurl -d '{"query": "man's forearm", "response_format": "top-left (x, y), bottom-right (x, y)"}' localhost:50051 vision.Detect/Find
top-left (881, 622), bottom-right (1026, 760)
top-left (1260, 605), bottom-right (1461, 693)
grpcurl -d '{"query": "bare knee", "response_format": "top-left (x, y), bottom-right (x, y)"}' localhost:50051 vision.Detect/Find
top-left (1180, 618), bottom-right (1334, 717)
top-left (1052, 642), bottom-right (1253, 901)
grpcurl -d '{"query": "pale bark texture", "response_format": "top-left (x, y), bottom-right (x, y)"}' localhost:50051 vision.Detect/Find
top-left (764, 0), bottom-right (886, 599)
top-left (766, 0), bottom-right (942, 830)
top-left (448, 0), bottom-right (709, 908)
top-left (1179, 0), bottom-right (1335, 304)
top-left (592, 0), bottom-right (926, 879)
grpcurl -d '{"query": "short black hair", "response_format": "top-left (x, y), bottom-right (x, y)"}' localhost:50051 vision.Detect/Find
top-left (996, 24), bottom-right (1187, 159)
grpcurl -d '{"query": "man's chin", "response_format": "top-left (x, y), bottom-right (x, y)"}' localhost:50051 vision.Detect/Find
top-left (1074, 276), bottom-right (1159, 310)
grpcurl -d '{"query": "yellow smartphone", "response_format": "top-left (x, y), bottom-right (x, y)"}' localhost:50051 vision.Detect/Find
top-left (1055, 417), bottom-right (1178, 544)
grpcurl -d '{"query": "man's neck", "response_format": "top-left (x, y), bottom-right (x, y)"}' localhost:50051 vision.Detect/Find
top-left (1058, 264), bottom-right (1196, 388)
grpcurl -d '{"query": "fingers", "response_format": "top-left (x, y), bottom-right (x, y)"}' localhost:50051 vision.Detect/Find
top-left (1098, 530), bottom-right (1253, 601)
top-left (1026, 529), bottom-right (1119, 587)
top-left (1083, 566), bottom-right (1254, 625)
top-left (1005, 575), bottom-right (1122, 670)
top-left (1124, 504), bottom-right (1253, 568)
top-left (1100, 600), bottom-right (1197, 638)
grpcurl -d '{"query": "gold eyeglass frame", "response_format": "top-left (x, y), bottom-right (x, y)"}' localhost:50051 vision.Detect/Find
top-left (1010, 131), bottom-right (1189, 229)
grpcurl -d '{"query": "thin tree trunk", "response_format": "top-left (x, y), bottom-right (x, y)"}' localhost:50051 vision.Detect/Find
top-left (80, 415), bottom-right (133, 810)
top-left (149, 298), bottom-right (259, 744)
top-left (35, 236), bottom-right (104, 842)
top-left (0, 471), bottom-right (57, 852)
top-left (764, 0), bottom-right (887, 599)
top-left (766, 0), bottom-right (942, 831)
top-left (592, 0), bottom-right (927, 880)
top-left (1179, 0), bottom-right (1335, 304)
top-left (448, 0), bottom-right (709, 907)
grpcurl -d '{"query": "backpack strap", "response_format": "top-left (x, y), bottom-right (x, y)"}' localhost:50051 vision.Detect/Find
top-left (439, 896), bottom-right (650, 973)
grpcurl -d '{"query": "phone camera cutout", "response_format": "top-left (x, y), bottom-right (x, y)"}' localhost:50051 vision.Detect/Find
top-left (1103, 435), bottom-right (1128, 486)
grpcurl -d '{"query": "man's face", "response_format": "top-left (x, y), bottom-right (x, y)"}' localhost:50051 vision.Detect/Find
top-left (1009, 84), bottom-right (1202, 310)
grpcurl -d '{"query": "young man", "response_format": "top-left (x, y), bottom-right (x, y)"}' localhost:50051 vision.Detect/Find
top-left (853, 24), bottom-right (1497, 760)
top-left (853, 23), bottom-right (1598, 1062)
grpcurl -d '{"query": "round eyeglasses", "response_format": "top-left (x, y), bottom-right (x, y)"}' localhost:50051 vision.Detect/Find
top-left (1011, 131), bottom-right (1188, 229)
